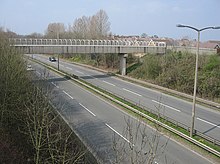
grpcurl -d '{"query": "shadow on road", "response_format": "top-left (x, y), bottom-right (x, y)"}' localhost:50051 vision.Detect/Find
top-left (202, 123), bottom-right (220, 135)
top-left (81, 74), bottom-right (111, 80)
top-left (32, 76), bottom-right (69, 84)
top-left (47, 77), bottom-right (69, 82)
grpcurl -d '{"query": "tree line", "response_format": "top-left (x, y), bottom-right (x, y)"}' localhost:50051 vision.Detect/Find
top-left (0, 9), bottom-right (111, 40)
top-left (45, 9), bottom-right (111, 39)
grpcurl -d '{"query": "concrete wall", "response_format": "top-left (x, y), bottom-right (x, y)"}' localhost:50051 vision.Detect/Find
top-left (167, 46), bottom-right (216, 55)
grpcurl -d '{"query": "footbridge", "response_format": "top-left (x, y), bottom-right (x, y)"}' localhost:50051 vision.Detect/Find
top-left (11, 38), bottom-right (166, 75)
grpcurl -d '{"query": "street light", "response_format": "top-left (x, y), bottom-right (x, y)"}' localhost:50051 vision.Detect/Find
top-left (57, 31), bottom-right (60, 71)
top-left (176, 24), bottom-right (220, 137)
top-left (50, 30), bottom-right (60, 71)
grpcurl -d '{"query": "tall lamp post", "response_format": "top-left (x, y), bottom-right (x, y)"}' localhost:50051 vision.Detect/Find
top-left (176, 24), bottom-right (220, 137)
top-left (50, 30), bottom-right (60, 70)
top-left (57, 31), bottom-right (60, 71)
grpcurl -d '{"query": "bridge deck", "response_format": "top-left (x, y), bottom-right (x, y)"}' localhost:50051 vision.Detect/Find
top-left (11, 38), bottom-right (166, 54)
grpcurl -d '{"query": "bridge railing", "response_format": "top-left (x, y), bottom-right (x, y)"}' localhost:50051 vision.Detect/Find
top-left (10, 38), bottom-right (166, 47)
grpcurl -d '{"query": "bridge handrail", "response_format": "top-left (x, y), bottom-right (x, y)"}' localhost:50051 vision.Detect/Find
top-left (9, 38), bottom-right (167, 47)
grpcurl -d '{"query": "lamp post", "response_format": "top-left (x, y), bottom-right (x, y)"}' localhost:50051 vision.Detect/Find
top-left (50, 30), bottom-right (60, 70)
top-left (57, 31), bottom-right (60, 71)
top-left (176, 24), bottom-right (220, 137)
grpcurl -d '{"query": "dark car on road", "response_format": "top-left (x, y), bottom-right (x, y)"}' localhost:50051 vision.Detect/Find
top-left (49, 56), bottom-right (56, 62)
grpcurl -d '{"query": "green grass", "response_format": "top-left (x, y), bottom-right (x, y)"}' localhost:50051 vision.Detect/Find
top-left (126, 62), bottom-right (142, 74)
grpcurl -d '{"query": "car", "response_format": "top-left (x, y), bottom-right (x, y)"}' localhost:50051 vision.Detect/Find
top-left (49, 56), bottom-right (56, 62)
top-left (26, 64), bottom-right (34, 71)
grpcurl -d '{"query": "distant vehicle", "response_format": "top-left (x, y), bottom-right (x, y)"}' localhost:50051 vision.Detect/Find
top-left (26, 64), bottom-right (34, 71)
top-left (49, 56), bottom-right (56, 62)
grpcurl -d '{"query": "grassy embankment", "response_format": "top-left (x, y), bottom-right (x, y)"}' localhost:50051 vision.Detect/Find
top-left (68, 51), bottom-right (220, 103)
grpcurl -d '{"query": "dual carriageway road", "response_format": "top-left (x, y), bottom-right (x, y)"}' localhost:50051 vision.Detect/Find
top-left (28, 54), bottom-right (219, 163)
top-left (32, 54), bottom-right (220, 142)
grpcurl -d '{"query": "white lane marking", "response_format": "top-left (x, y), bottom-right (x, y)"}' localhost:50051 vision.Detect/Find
top-left (105, 123), bottom-right (134, 146)
top-left (62, 90), bottom-right (73, 99)
top-left (79, 103), bottom-right (96, 116)
top-left (60, 64), bottom-right (64, 67)
top-left (76, 70), bottom-right (84, 74)
top-left (197, 117), bottom-right (220, 129)
top-left (66, 67), bottom-right (73, 70)
top-left (152, 100), bottom-right (181, 112)
top-left (122, 88), bottom-right (142, 97)
top-left (51, 82), bottom-right (59, 88)
top-left (102, 80), bottom-right (116, 86)
top-left (36, 71), bottom-right (41, 75)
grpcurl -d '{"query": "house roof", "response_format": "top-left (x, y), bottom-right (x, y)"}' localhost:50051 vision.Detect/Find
top-left (200, 40), bottom-right (220, 49)
top-left (214, 44), bottom-right (220, 49)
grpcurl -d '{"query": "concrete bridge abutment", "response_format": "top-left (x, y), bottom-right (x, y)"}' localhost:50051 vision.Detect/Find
top-left (119, 53), bottom-right (128, 76)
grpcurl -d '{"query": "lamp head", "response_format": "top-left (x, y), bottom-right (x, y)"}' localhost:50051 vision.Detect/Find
top-left (176, 24), bottom-right (186, 28)
top-left (213, 26), bottom-right (220, 29)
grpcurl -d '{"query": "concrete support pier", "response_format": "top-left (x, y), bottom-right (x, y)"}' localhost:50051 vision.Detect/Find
top-left (119, 53), bottom-right (128, 76)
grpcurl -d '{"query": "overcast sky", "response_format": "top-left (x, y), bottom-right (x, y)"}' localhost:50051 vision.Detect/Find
top-left (0, 0), bottom-right (219, 41)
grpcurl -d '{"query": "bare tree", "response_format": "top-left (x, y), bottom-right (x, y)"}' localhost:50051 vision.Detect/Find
top-left (0, 36), bottom-right (90, 163)
top-left (45, 23), bottom-right (65, 39)
top-left (95, 9), bottom-right (111, 38)
top-left (44, 10), bottom-right (111, 40)
top-left (22, 74), bottom-right (88, 164)
top-left (72, 16), bottom-right (90, 39)
top-left (112, 117), bottom-right (169, 164)
top-left (89, 9), bottom-right (110, 39)
top-left (26, 32), bottom-right (43, 38)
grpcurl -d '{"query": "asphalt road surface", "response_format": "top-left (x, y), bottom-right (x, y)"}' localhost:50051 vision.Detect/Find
top-left (28, 59), bottom-right (215, 164)
top-left (31, 54), bottom-right (220, 142)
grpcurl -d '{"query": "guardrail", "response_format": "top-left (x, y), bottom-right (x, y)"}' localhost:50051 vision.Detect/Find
top-left (29, 57), bottom-right (220, 157)
top-left (167, 46), bottom-right (217, 55)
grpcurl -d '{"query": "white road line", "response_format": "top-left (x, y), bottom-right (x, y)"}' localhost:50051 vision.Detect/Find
top-left (105, 123), bottom-right (134, 146)
top-left (152, 100), bottom-right (181, 112)
top-left (51, 82), bottom-right (59, 88)
top-left (76, 70), bottom-right (84, 74)
top-left (62, 90), bottom-right (73, 99)
top-left (66, 66), bottom-right (73, 70)
top-left (122, 88), bottom-right (142, 97)
top-left (197, 117), bottom-right (220, 129)
top-left (102, 80), bottom-right (116, 86)
top-left (60, 64), bottom-right (64, 67)
top-left (36, 71), bottom-right (41, 75)
top-left (79, 103), bottom-right (96, 116)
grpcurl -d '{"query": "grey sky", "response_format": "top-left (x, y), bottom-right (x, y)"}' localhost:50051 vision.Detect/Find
top-left (0, 0), bottom-right (219, 41)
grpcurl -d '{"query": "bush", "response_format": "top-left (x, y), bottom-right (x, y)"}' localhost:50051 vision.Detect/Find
top-left (129, 54), bottom-right (162, 80)
top-left (127, 51), bottom-right (220, 101)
